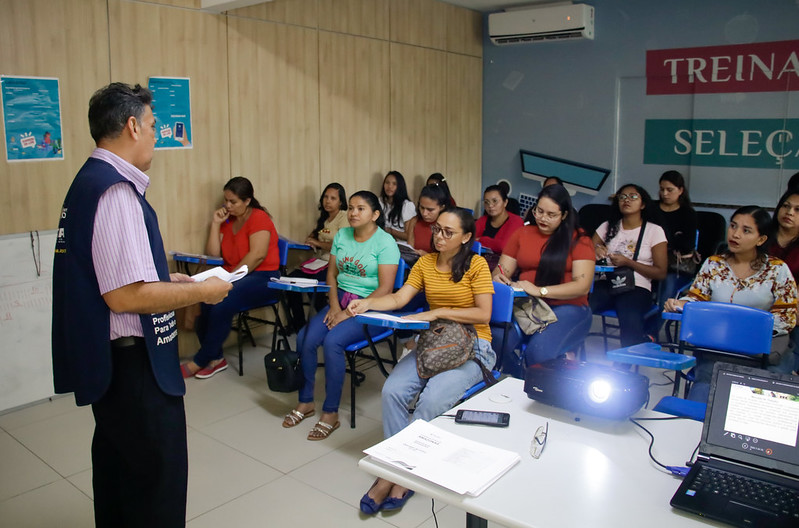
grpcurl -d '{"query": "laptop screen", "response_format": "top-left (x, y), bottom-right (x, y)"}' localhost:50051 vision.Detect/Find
top-left (703, 363), bottom-right (799, 475)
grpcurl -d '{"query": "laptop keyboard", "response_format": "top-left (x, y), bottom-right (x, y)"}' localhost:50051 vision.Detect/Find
top-left (692, 466), bottom-right (799, 518)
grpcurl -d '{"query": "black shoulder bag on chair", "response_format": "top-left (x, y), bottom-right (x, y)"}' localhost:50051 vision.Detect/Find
top-left (607, 221), bottom-right (646, 296)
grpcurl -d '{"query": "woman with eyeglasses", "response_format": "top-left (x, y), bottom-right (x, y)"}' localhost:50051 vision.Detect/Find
top-left (590, 184), bottom-right (668, 347)
top-left (347, 207), bottom-right (495, 514)
top-left (664, 206), bottom-right (798, 400)
top-left (475, 184), bottom-right (524, 258)
top-left (492, 184), bottom-right (594, 377)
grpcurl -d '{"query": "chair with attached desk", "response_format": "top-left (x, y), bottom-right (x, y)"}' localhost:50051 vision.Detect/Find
top-left (610, 301), bottom-right (774, 421)
top-left (232, 238), bottom-right (290, 376)
top-left (343, 258), bottom-right (408, 428)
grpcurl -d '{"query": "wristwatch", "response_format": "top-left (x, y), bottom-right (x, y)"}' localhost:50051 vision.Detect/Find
top-left (539, 287), bottom-right (549, 298)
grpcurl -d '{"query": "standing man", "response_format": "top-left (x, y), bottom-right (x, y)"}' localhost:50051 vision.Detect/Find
top-left (52, 83), bottom-right (232, 527)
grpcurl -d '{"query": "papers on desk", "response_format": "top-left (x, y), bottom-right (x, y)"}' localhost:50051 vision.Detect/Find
top-left (364, 419), bottom-right (520, 496)
top-left (191, 265), bottom-right (248, 283)
top-left (270, 276), bottom-right (319, 287)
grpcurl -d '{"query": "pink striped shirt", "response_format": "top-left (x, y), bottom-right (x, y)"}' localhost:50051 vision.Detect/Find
top-left (90, 148), bottom-right (160, 339)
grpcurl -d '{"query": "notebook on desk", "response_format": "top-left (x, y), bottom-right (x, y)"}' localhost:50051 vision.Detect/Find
top-left (670, 362), bottom-right (799, 527)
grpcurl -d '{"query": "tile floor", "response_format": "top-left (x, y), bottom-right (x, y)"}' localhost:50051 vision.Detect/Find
top-left (0, 323), bottom-right (674, 528)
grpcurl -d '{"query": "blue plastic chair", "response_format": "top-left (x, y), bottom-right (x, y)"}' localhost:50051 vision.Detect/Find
top-left (459, 281), bottom-right (515, 401)
top-left (471, 240), bottom-right (482, 254)
top-left (344, 259), bottom-right (408, 428)
top-left (234, 238), bottom-right (290, 375)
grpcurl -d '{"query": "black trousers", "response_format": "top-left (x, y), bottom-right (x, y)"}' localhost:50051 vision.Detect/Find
top-left (91, 340), bottom-right (188, 528)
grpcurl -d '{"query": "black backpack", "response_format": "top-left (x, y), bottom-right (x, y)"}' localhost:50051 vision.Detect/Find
top-left (264, 346), bottom-right (302, 393)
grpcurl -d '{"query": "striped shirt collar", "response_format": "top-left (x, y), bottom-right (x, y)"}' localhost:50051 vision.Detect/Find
top-left (90, 148), bottom-right (150, 196)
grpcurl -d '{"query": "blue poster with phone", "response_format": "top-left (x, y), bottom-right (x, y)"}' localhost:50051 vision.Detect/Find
top-left (1, 76), bottom-right (64, 162)
top-left (148, 77), bottom-right (192, 150)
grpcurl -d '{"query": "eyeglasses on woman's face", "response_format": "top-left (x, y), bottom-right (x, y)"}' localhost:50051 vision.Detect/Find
top-left (431, 224), bottom-right (461, 240)
top-left (533, 206), bottom-right (562, 220)
top-left (617, 193), bottom-right (641, 202)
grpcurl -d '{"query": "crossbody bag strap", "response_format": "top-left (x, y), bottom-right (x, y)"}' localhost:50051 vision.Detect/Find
top-left (631, 220), bottom-right (647, 261)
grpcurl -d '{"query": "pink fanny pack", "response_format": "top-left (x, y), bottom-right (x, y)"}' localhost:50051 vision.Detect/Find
top-left (339, 291), bottom-right (361, 310)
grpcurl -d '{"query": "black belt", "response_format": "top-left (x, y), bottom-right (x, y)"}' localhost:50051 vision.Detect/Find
top-left (111, 336), bottom-right (146, 348)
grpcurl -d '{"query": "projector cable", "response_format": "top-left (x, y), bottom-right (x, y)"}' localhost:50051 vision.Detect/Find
top-left (629, 416), bottom-right (691, 477)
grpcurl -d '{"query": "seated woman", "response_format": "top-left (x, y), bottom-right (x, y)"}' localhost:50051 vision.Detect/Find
top-left (427, 172), bottom-right (456, 207)
top-left (347, 207), bottom-right (495, 514)
top-left (769, 189), bottom-right (799, 374)
top-left (378, 171), bottom-right (416, 243)
top-left (285, 183), bottom-right (349, 331)
top-left (492, 184), bottom-right (594, 377)
top-left (665, 206), bottom-right (798, 401)
top-left (182, 177), bottom-right (280, 379)
top-left (281, 191), bottom-right (399, 440)
top-left (403, 184), bottom-right (449, 264)
top-left (590, 184), bottom-right (668, 347)
top-left (656, 170), bottom-right (698, 298)
top-left (475, 184), bottom-right (524, 267)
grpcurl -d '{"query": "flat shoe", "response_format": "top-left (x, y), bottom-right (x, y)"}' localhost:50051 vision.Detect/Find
top-left (381, 490), bottom-right (414, 511)
top-left (195, 358), bottom-right (228, 379)
top-left (360, 480), bottom-right (384, 515)
top-left (282, 409), bottom-right (315, 428)
top-left (307, 420), bottom-right (340, 441)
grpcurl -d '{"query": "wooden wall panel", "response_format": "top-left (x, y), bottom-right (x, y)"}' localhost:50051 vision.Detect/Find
top-left (319, 32), bottom-right (390, 209)
top-left (108, 0), bottom-right (230, 253)
top-left (446, 53), bottom-right (483, 212)
top-left (390, 0), bottom-right (448, 51)
top-left (318, 0), bottom-right (390, 40)
top-left (135, 0), bottom-right (200, 8)
top-left (446, 2), bottom-right (483, 58)
top-left (227, 17), bottom-right (319, 241)
top-left (228, 0), bottom-right (317, 28)
top-left (389, 43), bottom-right (448, 200)
top-left (0, 0), bottom-right (109, 234)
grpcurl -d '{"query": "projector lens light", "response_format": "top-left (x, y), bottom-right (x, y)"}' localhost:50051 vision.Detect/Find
top-left (587, 379), bottom-right (612, 404)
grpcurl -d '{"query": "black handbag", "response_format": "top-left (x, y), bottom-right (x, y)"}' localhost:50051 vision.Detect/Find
top-left (668, 250), bottom-right (700, 276)
top-left (607, 221), bottom-right (647, 296)
top-left (264, 347), bottom-right (302, 393)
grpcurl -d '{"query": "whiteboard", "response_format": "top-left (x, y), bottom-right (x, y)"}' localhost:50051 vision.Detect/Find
top-left (0, 231), bottom-right (56, 412)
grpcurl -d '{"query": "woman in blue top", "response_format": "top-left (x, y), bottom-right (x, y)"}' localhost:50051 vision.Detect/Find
top-left (281, 190), bottom-right (400, 440)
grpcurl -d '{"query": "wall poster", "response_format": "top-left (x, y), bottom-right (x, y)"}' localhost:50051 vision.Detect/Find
top-left (148, 76), bottom-right (193, 150)
top-left (1, 76), bottom-right (64, 162)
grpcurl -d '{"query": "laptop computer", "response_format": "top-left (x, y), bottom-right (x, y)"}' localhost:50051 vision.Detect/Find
top-left (670, 362), bottom-right (799, 527)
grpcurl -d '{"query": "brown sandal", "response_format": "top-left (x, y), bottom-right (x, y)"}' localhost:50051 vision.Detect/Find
top-left (307, 420), bottom-right (340, 441)
top-left (282, 409), bottom-right (315, 428)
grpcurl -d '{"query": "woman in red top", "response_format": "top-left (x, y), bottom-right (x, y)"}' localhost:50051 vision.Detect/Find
top-left (492, 184), bottom-right (595, 378)
top-left (182, 177), bottom-right (280, 379)
top-left (404, 184), bottom-right (448, 264)
top-left (475, 184), bottom-right (524, 265)
top-left (769, 188), bottom-right (799, 374)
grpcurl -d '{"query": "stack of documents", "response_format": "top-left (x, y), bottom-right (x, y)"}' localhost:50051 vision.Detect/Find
top-left (364, 419), bottom-right (520, 496)
top-left (191, 265), bottom-right (248, 283)
top-left (270, 276), bottom-right (319, 286)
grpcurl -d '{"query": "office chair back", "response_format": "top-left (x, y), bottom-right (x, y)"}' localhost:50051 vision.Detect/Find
top-left (471, 240), bottom-right (482, 254)
top-left (393, 258), bottom-right (407, 290)
top-left (679, 301), bottom-right (773, 357)
top-left (696, 211), bottom-right (727, 262)
top-left (577, 204), bottom-right (612, 237)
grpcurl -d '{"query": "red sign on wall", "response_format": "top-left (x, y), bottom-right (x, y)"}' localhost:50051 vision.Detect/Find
top-left (646, 39), bottom-right (799, 95)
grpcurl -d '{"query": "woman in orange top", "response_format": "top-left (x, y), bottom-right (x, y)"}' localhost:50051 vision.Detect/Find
top-left (181, 177), bottom-right (280, 379)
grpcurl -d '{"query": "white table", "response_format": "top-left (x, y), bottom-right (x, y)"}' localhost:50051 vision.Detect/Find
top-left (359, 378), bottom-right (723, 527)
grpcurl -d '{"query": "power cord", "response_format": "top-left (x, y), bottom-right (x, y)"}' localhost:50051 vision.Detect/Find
top-left (431, 498), bottom-right (439, 527)
top-left (629, 416), bottom-right (691, 477)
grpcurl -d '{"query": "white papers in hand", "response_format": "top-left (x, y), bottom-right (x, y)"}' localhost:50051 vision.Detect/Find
top-left (191, 265), bottom-right (248, 283)
top-left (358, 312), bottom-right (417, 324)
top-left (270, 276), bottom-right (319, 286)
top-left (363, 420), bottom-right (520, 496)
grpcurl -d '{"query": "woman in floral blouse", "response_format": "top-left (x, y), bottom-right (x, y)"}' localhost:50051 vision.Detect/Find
top-left (664, 206), bottom-right (798, 402)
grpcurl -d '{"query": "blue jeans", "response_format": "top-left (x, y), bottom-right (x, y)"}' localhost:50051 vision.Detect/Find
top-left (589, 282), bottom-right (653, 347)
top-left (494, 304), bottom-right (592, 378)
top-left (381, 338), bottom-right (495, 438)
top-left (194, 270), bottom-right (280, 367)
top-left (297, 291), bottom-right (392, 413)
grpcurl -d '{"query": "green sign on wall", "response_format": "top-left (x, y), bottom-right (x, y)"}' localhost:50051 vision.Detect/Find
top-left (644, 119), bottom-right (799, 169)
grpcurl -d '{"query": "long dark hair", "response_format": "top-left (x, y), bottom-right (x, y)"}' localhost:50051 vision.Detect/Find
top-left (416, 184), bottom-right (448, 221)
top-left (434, 207), bottom-right (475, 283)
top-left (726, 205), bottom-right (770, 270)
top-left (313, 182), bottom-right (346, 237)
top-left (771, 189), bottom-right (799, 252)
top-left (659, 170), bottom-right (694, 209)
top-left (427, 173), bottom-right (453, 204)
top-left (224, 177), bottom-right (268, 215)
top-left (350, 190), bottom-right (385, 230)
top-left (604, 183), bottom-right (655, 244)
top-left (380, 171), bottom-right (411, 226)
top-left (534, 185), bottom-right (585, 287)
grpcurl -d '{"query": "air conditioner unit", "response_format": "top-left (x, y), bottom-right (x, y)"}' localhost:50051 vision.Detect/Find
top-left (488, 4), bottom-right (594, 45)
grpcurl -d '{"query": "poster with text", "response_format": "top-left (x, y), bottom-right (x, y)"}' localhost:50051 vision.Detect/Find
top-left (1, 76), bottom-right (64, 162)
top-left (148, 77), bottom-right (192, 150)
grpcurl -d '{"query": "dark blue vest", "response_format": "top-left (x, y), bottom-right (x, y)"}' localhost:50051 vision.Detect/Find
top-left (52, 157), bottom-right (184, 405)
